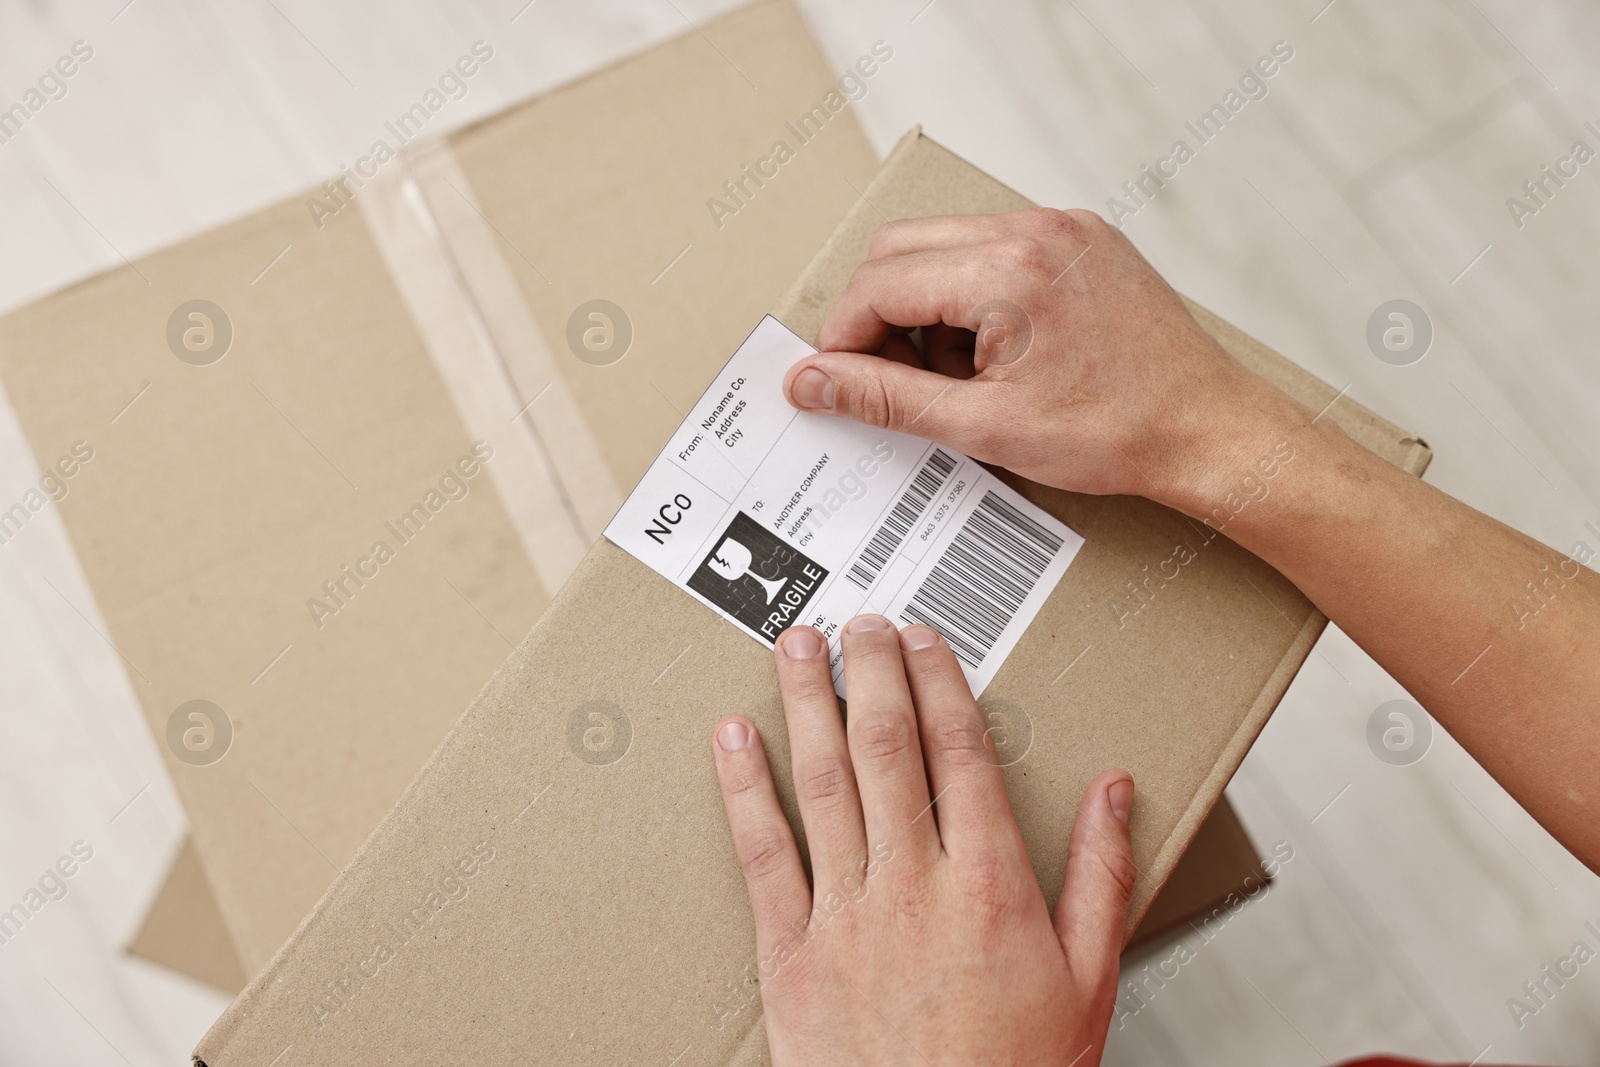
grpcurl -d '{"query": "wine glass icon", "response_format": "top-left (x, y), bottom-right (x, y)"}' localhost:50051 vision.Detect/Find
top-left (709, 537), bottom-right (788, 604)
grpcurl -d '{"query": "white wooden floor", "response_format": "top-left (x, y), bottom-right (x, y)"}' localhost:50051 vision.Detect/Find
top-left (1, 1), bottom-right (1597, 1065)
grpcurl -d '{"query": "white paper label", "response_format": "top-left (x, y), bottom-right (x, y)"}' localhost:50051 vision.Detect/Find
top-left (603, 316), bottom-right (1084, 697)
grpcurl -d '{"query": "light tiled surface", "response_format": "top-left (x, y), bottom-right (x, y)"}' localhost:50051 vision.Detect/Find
top-left (0, 2), bottom-right (1596, 1064)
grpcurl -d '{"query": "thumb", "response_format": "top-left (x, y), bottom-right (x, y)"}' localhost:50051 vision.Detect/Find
top-left (785, 352), bottom-right (994, 449)
top-left (1053, 770), bottom-right (1137, 981)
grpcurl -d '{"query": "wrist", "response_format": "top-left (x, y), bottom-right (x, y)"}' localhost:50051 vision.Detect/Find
top-left (1157, 370), bottom-right (1319, 528)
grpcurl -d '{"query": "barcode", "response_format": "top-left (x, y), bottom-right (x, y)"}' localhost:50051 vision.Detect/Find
top-left (846, 448), bottom-right (958, 591)
top-left (900, 490), bottom-right (1064, 668)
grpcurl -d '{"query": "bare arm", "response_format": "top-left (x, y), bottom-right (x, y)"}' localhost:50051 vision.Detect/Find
top-left (781, 206), bottom-right (1600, 871)
top-left (1177, 389), bottom-right (1600, 864)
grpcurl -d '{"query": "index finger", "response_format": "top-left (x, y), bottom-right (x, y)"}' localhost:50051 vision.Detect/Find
top-left (866, 214), bottom-right (1017, 260)
top-left (865, 208), bottom-right (1094, 260)
top-left (816, 246), bottom-right (996, 357)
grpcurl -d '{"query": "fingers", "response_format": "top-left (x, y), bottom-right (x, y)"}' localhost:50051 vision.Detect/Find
top-left (898, 626), bottom-right (1027, 866)
top-left (839, 615), bottom-right (939, 863)
top-left (713, 717), bottom-right (813, 954)
top-left (922, 322), bottom-right (976, 379)
top-left (877, 333), bottom-right (926, 370)
top-left (773, 627), bottom-right (868, 890)
top-left (1053, 771), bottom-right (1137, 981)
top-left (831, 209), bottom-right (1105, 355)
top-left (863, 208), bottom-right (1097, 260)
top-left (784, 352), bottom-right (996, 458)
top-left (817, 247), bottom-right (997, 355)
top-left (866, 214), bottom-right (1018, 259)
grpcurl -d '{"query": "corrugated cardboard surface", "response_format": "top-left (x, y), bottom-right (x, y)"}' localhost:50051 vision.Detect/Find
top-left (131, 797), bottom-right (1258, 992)
top-left (194, 132), bottom-right (1431, 1066)
top-left (1125, 796), bottom-right (1265, 951)
top-left (0, 189), bottom-right (547, 974)
top-left (435, 4), bottom-right (884, 497)
top-left (0, 0), bottom-right (878, 983)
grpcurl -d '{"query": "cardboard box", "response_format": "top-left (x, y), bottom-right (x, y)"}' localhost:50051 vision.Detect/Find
top-left (131, 792), bottom-right (1263, 993)
top-left (192, 130), bottom-right (1430, 1065)
top-left (5, 0), bottom-right (1265, 1001)
top-left (0, 0), bottom-right (878, 983)
top-left (1124, 794), bottom-right (1267, 951)
top-left (95, 1), bottom-right (1271, 997)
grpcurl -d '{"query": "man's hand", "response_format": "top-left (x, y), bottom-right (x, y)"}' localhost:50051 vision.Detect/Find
top-left (779, 208), bottom-right (1600, 873)
top-left (783, 207), bottom-right (1301, 514)
top-left (712, 616), bottom-right (1136, 1066)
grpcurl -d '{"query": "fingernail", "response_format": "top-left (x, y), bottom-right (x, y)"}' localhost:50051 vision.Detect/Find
top-left (780, 627), bottom-right (824, 659)
top-left (791, 367), bottom-right (835, 410)
top-left (1108, 778), bottom-right (1134, 826)
top-left (718, 720), bottom-right (751, 752)
top-left (845, 614), bottom-right (892, 635)
top-left (899, 625), bottom-right (941, 651)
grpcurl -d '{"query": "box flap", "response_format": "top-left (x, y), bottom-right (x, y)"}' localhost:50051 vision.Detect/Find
top-left (0, 0), bottom-right (878, 983)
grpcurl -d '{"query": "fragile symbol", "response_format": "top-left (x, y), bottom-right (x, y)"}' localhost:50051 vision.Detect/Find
top-left (709, 538), bottom-right (788, 604)
top-left (687, 512), bottom-right (828, 646)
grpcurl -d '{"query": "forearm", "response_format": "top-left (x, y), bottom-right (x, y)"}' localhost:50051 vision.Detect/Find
top-left (1170, 384), bottom-right (1600, 871)
top-left (789, 205), bottom-right (1598, 869)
